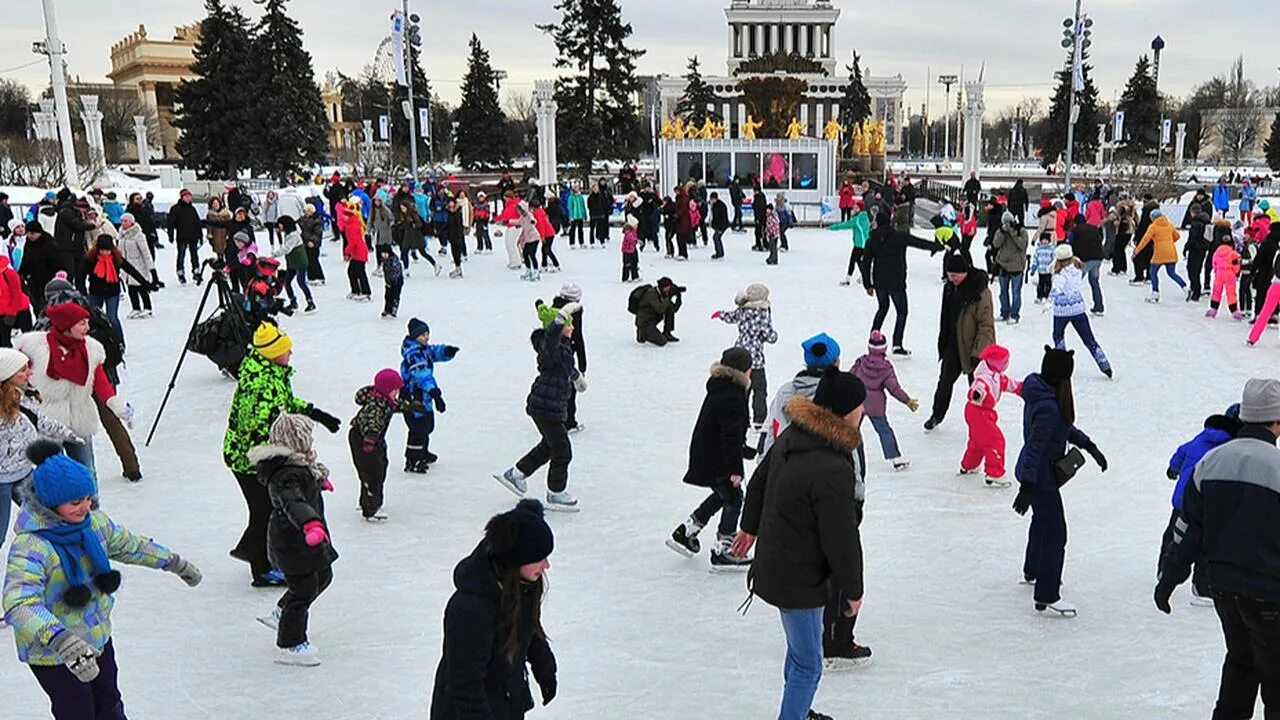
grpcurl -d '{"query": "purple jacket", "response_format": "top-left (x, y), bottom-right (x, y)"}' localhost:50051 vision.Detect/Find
top-left (852, 353), bottom-right (910, 417)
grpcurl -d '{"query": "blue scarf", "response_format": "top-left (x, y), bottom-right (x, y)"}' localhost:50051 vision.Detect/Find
top-left (34, 517), bottom-right (113, 604)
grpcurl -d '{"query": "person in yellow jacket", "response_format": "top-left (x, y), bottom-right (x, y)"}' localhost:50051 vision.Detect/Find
top-left (1133, 209), bottom-right (1188, 303)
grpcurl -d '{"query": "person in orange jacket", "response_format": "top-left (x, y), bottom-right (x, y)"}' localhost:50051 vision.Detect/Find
top-left (1133, 208), bottom-right (1187, 302)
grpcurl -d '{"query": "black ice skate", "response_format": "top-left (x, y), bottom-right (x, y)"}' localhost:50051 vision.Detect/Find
top-left (709, 535), bottom-right (751, 573)
top-left (666, 522), bottom-right (701, 557)
top-left (823, 642), bottom-right (873, 671)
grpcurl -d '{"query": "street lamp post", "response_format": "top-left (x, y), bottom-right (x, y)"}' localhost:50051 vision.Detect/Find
top-left (1061, 1), bottom-right (1092, 193)
top-left (1152, 36), bottom-right (1166, 166)
top-left (939, 74), bottom-right (957, 161)
top-left (37, 0), bottom-right (78, 187)
top-left (401, 3), bottom-right (423, 181)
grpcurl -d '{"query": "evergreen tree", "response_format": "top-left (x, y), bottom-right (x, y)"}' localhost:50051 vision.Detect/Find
top-left (1265, 112), bottom-right (1280, 172)
top-left (173, 0), bottom-right (255, 177)
top-left (1040, 50), bottom-right (1101, 170)
top-left (538, 0), bottom-right (645, 176)
top-left (837, 51), bottom-right (872, 156)
top-left (675, 56), bottom-right (719, 126)
top-left (454, 34), bottom-right (508, 170)
top-left (1116, 55), bottom-right (1160, 160)
top-left (248, 0), bottom-right (330, 180)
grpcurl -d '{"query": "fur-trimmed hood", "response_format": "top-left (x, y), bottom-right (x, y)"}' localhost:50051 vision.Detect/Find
top-left (734, 282), bottom-right (771, 309)
top-left (247, 443), bottom-right (328, 482)
top-left (783, 395), bottom-right (862, 453)
top-left (709, 362), bottom-right (750, 389)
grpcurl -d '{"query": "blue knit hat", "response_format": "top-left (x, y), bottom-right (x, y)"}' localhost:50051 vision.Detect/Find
top-left (802, 333), bottom-right (841, 369)
top-left (27, 440), bottom-right (116, 608)
top-left (407, 317), bottom-right (429, 338)
top-left (29, 440), bottom-right (96, 508)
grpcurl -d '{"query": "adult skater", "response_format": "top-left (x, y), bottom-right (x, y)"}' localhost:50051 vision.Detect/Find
top-left (924, 257), bottom-right (996, 431)
top-left (494, 301), bottom-right (586, 512)
top-left (1155, 378), bottom-right (1280, 717)
top-left (169, 189), bottom-right (203, 286)
top-left (1011, 347), bottom-right (1107, 618)
top-left (1134, 209), bottom-right (1188, 303)
top-left (631, 277), bottom-right (684, 346)
top-left (1050, 245), bottom-right (1113, 378)
top-left (666, 347), bottom-right (755, 570)
top-left (760, 333), bottom-right (842, 455)
top-left (429, 499), bottom-right (558, 719)
top-left (860, 210), bottom-right (938, 356)
top-left (223, 322), bottom-right (341, 587)
top-left (991, 211), bottom-right (1028, 323)
top-left (1067, 214), bottom-right (1105, 315)
top-left (734, 367), bottom-right (868, 720)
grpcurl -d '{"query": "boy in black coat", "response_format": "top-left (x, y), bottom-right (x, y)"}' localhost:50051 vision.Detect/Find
top-left (666, 347), bottom-right (755, 570)
top-left (551, 283), bottom-right (587, 432)
top-left (248, 412), bottom-right (338, 667)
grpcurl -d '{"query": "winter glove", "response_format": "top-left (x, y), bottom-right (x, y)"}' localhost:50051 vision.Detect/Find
top-left (741, 443), bottom-right (758, 461)
top-left (1081, 442), bottom-right (1108, 472)
top-left (106, 396), bottom-right (134, 430)
top-left (573, 374), bottom-right (588, 394)
top-left (321, 478), bottom-right (334, 492)
top-left (305, 406), bottom-right (342, 434)
top-left (51, 631), bottom-right (100, 683)
top-left (361, 437), bottom-right (378, 454)
top-left (165, 554), bottom-right (203, 588)
top-left (906, 398), bottom-right (920, 413)
top-left (1012, 485), bottom-right (1032, 516)
top-left (303, 520), bottom-right (328, 547)
top-left (539, 678), bottom-right (557, 706)
top-left (150, 281), bottom-right (162, 292)
top-left (429, 388), bottom-right (446, 414)
top-left (710, 310), bottom-right (723, 320)
top-left (1154, 583), bottom-right (1175, 614)
top-left (557, 302), bottom-right (581, 324)
top-left (1166, 467), bottom-right (1179, 481)
top-left (0, 315), bottom-right (13, 327)
top-left (443, 345), bottom-right (459, 359)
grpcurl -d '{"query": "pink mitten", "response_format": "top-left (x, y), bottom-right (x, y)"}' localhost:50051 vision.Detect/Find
top-left (321, 478), bottom-right (334, 493)
top-left (303, 521), bottom-right (328, 547)
top-left (710, 310), bottom-right (723, 320)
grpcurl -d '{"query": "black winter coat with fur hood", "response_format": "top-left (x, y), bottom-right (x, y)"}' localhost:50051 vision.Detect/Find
top-left (683, 363), bottom-right (751, 487)
top-left (249, 444), bottom-right (337, 576)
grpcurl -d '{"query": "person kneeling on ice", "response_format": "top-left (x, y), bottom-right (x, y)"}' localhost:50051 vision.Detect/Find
top-left (495, 301), bottom-right (585, 512)
top-left (430, 499), bottom-right (558, 719)
top-left (959, 343), bottom-right (1021, 488)
top-left (733, 368), bottom-right (868, 720)
top-left (1158, 403), bottom-right (1240, 608)
top-left (3, 441), bottom-right (202, 715)
top-left (248, 413), bottom-right (337, 667)
top-left (630, 276), bottom-right (684, 346)
top-left (1011, 347), bottom-right (1107, 618)
top-left (853, 330), bottom-right (919, 471)
top-left (350, 370), bottom-right (421, 522)
top-left (666, 347), bottom-right (756, 570)
top-left (399, 318), bottom-right (458, 474)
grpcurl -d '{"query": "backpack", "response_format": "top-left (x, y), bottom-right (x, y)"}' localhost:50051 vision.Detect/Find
top-left (627, 284), bottom-right (651, 314)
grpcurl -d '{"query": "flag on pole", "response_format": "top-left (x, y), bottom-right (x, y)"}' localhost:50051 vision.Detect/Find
top-left (419, 108), bottom-right (430, 139)
top-left (391, 11), bottom-right (407, 87)
top-left (1113, 111), bottom-right (1125, 141)
top-left (378, 115), bottom-right (389, 141)
top-left (1161, 118), bottom-right (1173, 146)
top-left (1071, 19), bottom-right (1085, 93)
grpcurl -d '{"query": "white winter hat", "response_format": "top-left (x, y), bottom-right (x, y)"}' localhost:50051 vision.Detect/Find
top-left (558, 282), bottom-right (582, 302)
top-left (0, 348), bottom-right (29, 382)
top-left (1054, 244), bottom-right (1074, 261)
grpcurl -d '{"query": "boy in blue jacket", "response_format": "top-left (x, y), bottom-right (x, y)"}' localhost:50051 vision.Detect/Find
top-left (400, 318), bottom-right (458, 473)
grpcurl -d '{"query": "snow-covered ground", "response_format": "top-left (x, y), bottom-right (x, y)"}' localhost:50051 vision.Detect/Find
top-left (0, 225), bottom-right (1260, 719)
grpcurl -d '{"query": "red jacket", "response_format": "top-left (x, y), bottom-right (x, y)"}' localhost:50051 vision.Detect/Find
top-left (533, 207), bottom-right (555, 240)
top-left (839, 183), bottom-right (858, 209)
top-left (1054, 208), bottom-right (1072, 240)
top-left (0, 257), bottom-right (30, 316)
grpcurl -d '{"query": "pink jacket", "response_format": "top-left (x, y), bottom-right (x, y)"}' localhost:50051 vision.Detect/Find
top-left (1213, 244), bottom-right (1241, 280)
top-left (1084, 199), bottom-right (1106, 226)
top-left (1249, 216), bottom-right (1272, 241)
top-left (851, 353), bottom-right (910, 418)
top-left (968, 360), bottom-right (1021, 410)
top-left (621, 226), bottom-right (638, 253)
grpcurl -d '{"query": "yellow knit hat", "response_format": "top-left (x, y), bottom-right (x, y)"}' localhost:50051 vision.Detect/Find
top-left (253, 322), bottom-right (293, 360)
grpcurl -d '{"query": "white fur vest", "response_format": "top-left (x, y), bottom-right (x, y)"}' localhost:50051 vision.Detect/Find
top-left (14, 331), bottom-right (107, 439)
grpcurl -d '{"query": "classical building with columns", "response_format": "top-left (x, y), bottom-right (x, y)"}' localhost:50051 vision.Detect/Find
top-left (107, 24), bottom-right (200, 159)
top-left (658, 0), bottom-right (907, 152)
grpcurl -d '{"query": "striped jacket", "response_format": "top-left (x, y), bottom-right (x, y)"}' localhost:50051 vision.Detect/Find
top-left (3, 483), bottom-right (174, 665)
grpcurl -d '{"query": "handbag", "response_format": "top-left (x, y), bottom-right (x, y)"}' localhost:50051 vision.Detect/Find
top-left (1054, 447), bottom-right (1086, 487)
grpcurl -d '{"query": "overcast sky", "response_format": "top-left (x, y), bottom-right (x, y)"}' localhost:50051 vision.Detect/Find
top-left (2, 0), bottom-right (1276, 118)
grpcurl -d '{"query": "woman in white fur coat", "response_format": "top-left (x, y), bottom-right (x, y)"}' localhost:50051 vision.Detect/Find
top-left (13, 302), bottom-right (130, 476)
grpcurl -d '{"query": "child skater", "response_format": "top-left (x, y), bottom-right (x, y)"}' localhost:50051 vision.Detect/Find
top-left (473, 191), bottom-right (492, 254)
top-left (340, 198), bottom-right (371, 302)
top-left (852, 330), bottom-right (919, 471)
top-left (621, 214), bottom-right (640, 283)
top-left (1240, 223), bottom-right (1258, 319)
top-left (378, 246), bottom-right (404, 319)
top-left (1050, 244), bottom-right (1113, 378)
top-left (1032, 232), bottom-right (1056, 304)
top-left (350, 370), bottom-right (419, 521)
top-left (959, 343), bottom-right (1021, 488)
top-left (400, 318), bottom-right (458, 474)
top-left (1206, 233), bottom-right (1243, 320)
top-left (248, 413), bottom-right (337, 667)
top-left (3, 441), bottom-right (202, 713)
top-left (712, 283), bottom-right (778, 429)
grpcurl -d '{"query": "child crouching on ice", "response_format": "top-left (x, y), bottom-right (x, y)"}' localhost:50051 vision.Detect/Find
top-left (350, 369), bottom-right (420, 521)
top-left (960, 343), bottom-right (1021, 488)
top-left (3, 441), bottom-right (202, 715)
top-left (248, 412), bottom-right (337, 667)
top-left (852, 330), bottom-right (919, 471)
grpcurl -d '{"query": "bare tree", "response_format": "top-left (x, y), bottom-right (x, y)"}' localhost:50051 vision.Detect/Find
top-left (1214, 56), bottom-right (1266, 165)
top-left (504, 90), bottom-right (537, 160)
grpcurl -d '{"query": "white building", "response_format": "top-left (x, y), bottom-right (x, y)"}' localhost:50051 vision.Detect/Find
top-left (658, 0), bottom-right (908, 152)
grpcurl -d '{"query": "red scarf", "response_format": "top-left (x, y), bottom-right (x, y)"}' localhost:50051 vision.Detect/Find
top-left (93, 252), bottom-right (119, 283)
top-left (46, 331), bottom-right (89, 386)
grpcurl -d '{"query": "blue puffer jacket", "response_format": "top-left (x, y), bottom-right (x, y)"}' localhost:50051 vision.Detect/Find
top-left (525, 320), bottom-right (580, 422)
top-left (431, 194), bottom-right (450, 225)
top-left (1214, 184), bottom-right (1231, 212)
top-left (1169, 415), bottom-right (1239, 510)
top-left (400, 337), bottom-right (455, 418)
top-left (1014, 373), bottom-right (1092, 488)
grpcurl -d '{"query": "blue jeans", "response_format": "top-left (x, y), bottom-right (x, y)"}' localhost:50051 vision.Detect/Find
top-left (1083, 259), bottom-right (1104, 313)
top-left (778, 607), bottom-right (824, 720)
top-left (997, 272), bottom-right (1023, 320)
top-left (1151, 263), bottom-right (1186, 293)
top-left (868, 415), bottom-right (901, 460)
top-left (63, 438), bottom-right (96, 479)
top-left (1052, 314), bottom-right (1112, 374)
top-left (89, 293), bottom-right (123, 344)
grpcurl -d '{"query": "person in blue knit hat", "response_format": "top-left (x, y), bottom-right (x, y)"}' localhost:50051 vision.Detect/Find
top-left (399, 318), bottom-right (459, 473)
top-left (3, 440), bottom-right (201, 717)
top-left (760, 333), bottom-right (842, 455)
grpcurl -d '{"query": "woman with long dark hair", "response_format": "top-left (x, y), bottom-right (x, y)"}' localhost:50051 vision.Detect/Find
top-left (430, 499), bottom-right (558, 719)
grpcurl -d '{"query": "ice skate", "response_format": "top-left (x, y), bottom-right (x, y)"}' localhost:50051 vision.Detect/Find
top-left (449, 268), bottom-right (463, 279)
top-left (666, 519), bottom-right (702, 557)
top-left (1190, 588), bottom-right (1214, 607)
top-left (1232, 311), bottom-right (1244, 321)
top-left (1090, 309), bottom-right (1104, 317)
top-left (177, 272), bottom-right (187, 286)
top-left (957, 467), bottom-right (979, 476)
top-left (709, 535), bottom-right (751, 573)
top-left (256, 607), bottom-right (281, 631)
top-left (839, 276), bottom-right (851, 287)
top-left (1035, 598), bottom-right (1078, 618)
top-left (494, 467), bottom-right (527, 497)
top-left (434, 263), bottom-right (443, 276)
top-left (1184, 287), bottom-right (1193, 301)
top-left (126, 310), bottom-right (141, 319)
top-left (304, 301), bottom-right (317, 314)
top-left (892, 346), bottom-right (912, 358)
top-left (251, 569), bottom-right (286, 587)
top-left (824, 642), bottom-right (873, 671)
top-left (1205, 308), bottom-right (1218, 318)
top-left (923, 416), bottom-right (941, 431)
top-left (140, 310), bottom-right (153, 319)
top-left (566, 423), bottom-right (585, 434)
top-left (363, 510), bottom-right (389, 523)
top-left (404, 459), bottom-right (429, 475)
top-left (123, 469), bottom-right (142, 482)
top-left (1006, 317), bottom-right (1019, 325)
top-left (1145, 293), bottom-right (1160, 304)
top-left (807, 711), bottom-right (834, 720)
top-left (545, 489), bottom-right (579, 512)
top-left (275, 641), bottom-right (321, 667)
top-left (984, 475), bottom-right (1012, 489)
top-left (1019, 574), bottom-right (1036, 586)
top-left (892, 458), bottom-right (911, 471)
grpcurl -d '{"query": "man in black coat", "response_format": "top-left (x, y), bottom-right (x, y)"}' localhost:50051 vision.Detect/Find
top-left (927, 257), bottom-right (996, 429)
top-left (323, 178), bottom-right (347, 240)
top-left (1007, 179), bottom-right (1029, 227)
top-left (752, 186), bottom-right (768, 251)
top-left (1182, 203), bottom-right (1211, 302)
top-left (168, 189), bottom-right (204, 284)
top-left (861, 212), bottom-right (938, 354)
top-left (0, 193), bottom-right (12, 239)
top-left (587, 181), bottom-right (612, 246)
top-left (54, 193), bottom-right (96, 294)
top-left (666, 348), bottom-right (753, 569)
top-left (729, 177), bottom-right (745, 231)
top-left (18, 221), bottom-right (59, 313)
top-left (633, 277), bottom-right (683, 345)
top-left (710, 192), bottom-right (730, 258)
top-left (964, 171), bottom-right (983, 206)
top-left (1069, 215), bottom-right (1106, 314)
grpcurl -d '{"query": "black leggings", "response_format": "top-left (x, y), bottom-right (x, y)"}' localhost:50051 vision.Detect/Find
top-left (846, 247), bottom-right (863, 277)
top-left (541, 236), bottom-right (560, 268)
top-left (127, 285), bottom-right (152, 311)
top-left (347, 260), bottom-right (370, 296)
top-left (522, 241), bottom-right (540, 270)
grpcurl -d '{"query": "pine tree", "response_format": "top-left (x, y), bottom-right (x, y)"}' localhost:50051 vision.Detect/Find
top-left (246, 0), bottom-right (330, 180)
top-left (173, 0), bottom-right (255, 177)
top-left (538, 0), bottom-right (646, 177)
top-left (837, 51), bottom-right (872, 156)
top-left (675, 56), bottom-right (719, 126)
top-left (454, 34), bottom-right (508, 170)
top-left (1116, 55), bottom-right (1160, 160)
top-left (1040, 50), bottom-right (1101, 171)
top-left (1265, 112), bottom-right (1280, 172)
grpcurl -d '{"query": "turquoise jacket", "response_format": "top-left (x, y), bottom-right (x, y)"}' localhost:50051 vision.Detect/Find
top-left (829, 212), bottom-right (871, 249)
top-left (568, 193), bottom-right (588, 222)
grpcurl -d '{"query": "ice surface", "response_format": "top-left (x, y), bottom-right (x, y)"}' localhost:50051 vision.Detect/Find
top-left (0, 226), bottom-right (1252, 719)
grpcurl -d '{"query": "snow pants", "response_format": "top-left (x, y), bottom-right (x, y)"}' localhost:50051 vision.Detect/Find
top-left (504, 227), bottom-right (521, 269)
top-left (960, 403), bottom-right (1006, 479)
top-left (232, 470), bottom-right (272, 578)
top-left (349, 427), bottom-right (388, 518)
top-left (1210, 272), bottom-right (1239, 312)
top-left (1211, 593), bottom-right (1280, 719)
top-left (277, 566), bottom-right (333, 648)
top-left (31, 639), bottom-right (125, 720)
top-left (516, 416), bottom-right (572, 492)
top-left (1022, 483), bottom-right (1067, 605)
top-left (403, 412), bottom-right (435, 462)
top-left (1248, 283), bottom-right (1280, 345)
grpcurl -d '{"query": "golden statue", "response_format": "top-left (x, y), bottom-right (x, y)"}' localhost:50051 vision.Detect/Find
top-left (674, 117), bottom-right (691, 139)
top-left (823, 117), bottom-right (845, 142)
top-left (741, 114), bottom-right (763, 140)
top-left (871, 120), bottom-right (886, 155)
top-left (851, 123), bottom-right (866, 155)
top-left (660, 118), bottom-right (675, 140)
top-left (786, 117), bottom-right (805, 140)
top-left (699, 117), bottom-right (719, 140)
top-left (710, 120), bottom-right (726, 139)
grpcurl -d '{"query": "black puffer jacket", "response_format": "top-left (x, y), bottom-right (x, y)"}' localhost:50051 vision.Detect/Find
top-left (1070, 221), bottom-right (1103, 261)
top-left (860, 212), bottom-right (937, 291)
top-left (249, 444), bottom-right (338, 576)
top-left (525, 320), bottom-right (580, 422)
top-left (741, 396), bottom-right (865, 609)
top-left (168, 199), bottom-right (203, 243)
top-left (683, 363), bottom-right (751, 488)
top-left (430, 545), bottom-right (557, 720)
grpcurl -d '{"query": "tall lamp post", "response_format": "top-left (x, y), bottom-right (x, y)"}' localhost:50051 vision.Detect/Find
top-left (939, 74), bottom-right (957, 161)
top-left (1151, 36), bottom-right (1166, 165)
top-left (1061, 1), bottom-right (1093, 192)
top-left (36, 0), bottom-right (78, 187)
top-left (401, 3), bottom-right (423, 181)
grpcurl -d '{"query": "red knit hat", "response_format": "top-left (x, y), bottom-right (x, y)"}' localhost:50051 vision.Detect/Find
top-left (46, 303), bottom-right (90, 333)
top-left (979, 343), bottom-right (1011, 373)
top-left (374, 368), bottom-right (403, 399)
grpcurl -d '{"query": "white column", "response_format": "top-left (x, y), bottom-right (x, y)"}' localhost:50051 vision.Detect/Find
top-left (1175, 123), bottom-right (1188, 166)
top-left (801, 103), bottom-right (809, 132)
top-left (769, 23), bottom-right (778, 54)
top-left (534, 80), bottom-right (558, 186)
top-left (132, 115), bottom-right (150, 171)
top-left (783, 24), bottom-right (793, 54)
top-left (79, 95), bottom-right (106, 170)
top-left (729, 23), bottom-right (737, 59)
top-left (823, 25), bottom-right (831, 57)
top-left (827, 24), bottom-right (835, 58)
top-left (799, 24), bottom-right (809, 57)
top-left (814, 105), bottom-right (823, 134)
top-left (754, 24), bottom-right (763, 56)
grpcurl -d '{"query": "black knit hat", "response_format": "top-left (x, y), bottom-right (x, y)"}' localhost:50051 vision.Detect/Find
top-left (813, 366), bottom-right (867, 417)
top-left (485, 499), bottom-right (554, 569)
top-left (1040, 345), bottom-right (1075, 385)
top-left (719, 347), bottom-right (752, 373)
top-left (945, 254), bottom-right (970, 274)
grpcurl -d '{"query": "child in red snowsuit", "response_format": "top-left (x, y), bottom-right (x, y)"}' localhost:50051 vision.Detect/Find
top-left (960, 343), bottom-right (1021, 487)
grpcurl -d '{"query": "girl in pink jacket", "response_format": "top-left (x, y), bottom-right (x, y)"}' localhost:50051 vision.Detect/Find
top-left (960, 343), bottom-right (1021, 487)
top-left (851, 330), bottom-right (918, 470)
top-left (1206, 236), bottom-right (1242, 320)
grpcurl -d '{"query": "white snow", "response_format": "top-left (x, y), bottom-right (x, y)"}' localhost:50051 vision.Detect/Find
top-left (0, 225), bottom-right (1257, 719)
